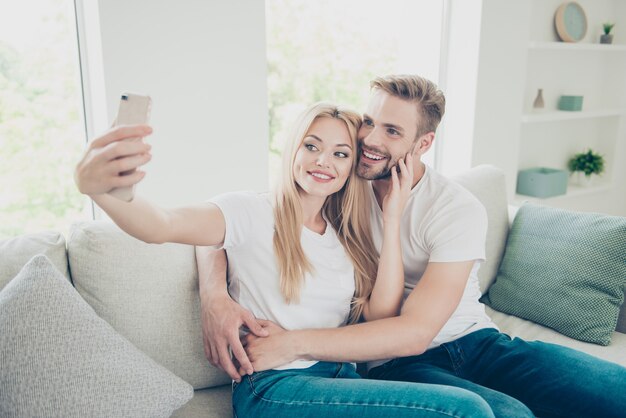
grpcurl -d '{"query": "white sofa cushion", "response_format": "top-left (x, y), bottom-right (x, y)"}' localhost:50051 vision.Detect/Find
top-left (0, 231), bottom-right (69, 290)
top-left (67, 221), bottom-right (230, 390)
top-left (487, 306), bottom-right (626, 367)
top-left (0, 255), bottom-right (193, 417)
top-left (452, 165), bottom-right (509, 293)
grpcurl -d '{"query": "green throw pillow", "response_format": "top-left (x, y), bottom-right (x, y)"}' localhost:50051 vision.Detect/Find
top-left (482, 203), bottom-right (626, 346)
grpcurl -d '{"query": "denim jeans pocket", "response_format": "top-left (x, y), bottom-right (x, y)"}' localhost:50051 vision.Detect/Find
top-left (248, 369), bottom-right (273, 383)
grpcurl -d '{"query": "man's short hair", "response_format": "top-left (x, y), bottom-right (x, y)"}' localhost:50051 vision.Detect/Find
top-left (371, 75), bottom-right (446, 137)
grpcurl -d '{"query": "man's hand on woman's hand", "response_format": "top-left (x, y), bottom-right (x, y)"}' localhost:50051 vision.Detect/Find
top-left (74, 124), bottom-right (152, 195)
top-left (201, 295), bottom-right (268, 382)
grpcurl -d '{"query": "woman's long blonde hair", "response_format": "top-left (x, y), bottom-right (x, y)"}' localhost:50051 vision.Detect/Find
top-left (273, 102), bottom-right (378, 323)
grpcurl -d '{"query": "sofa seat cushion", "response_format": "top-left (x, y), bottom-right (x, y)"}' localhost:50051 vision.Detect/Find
top-left (0, 255), bottom-right (193, 417)
top-left (483, 203), bottom-right (626, 345)
top-left (486, 307), bottom-right (626, 368)
top-left (0, 231), bottom-right (69, 290)
top-left (67, 221), bottom-right (230, 390)
top-left (172, 385), bottom-right (233, 418)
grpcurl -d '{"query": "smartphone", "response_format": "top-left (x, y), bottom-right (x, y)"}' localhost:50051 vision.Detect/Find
top-left (108, 92), bottom-right (152, 202)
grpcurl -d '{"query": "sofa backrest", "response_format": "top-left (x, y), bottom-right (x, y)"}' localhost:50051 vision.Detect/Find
top-left (1, 164), bottom-right (623, 384)
top-left (0, 231), bottom-right (70, 291)
top-left (452, 165), bottom-right (510, 293)
top-left (67, 221), bottom-right (230, 390)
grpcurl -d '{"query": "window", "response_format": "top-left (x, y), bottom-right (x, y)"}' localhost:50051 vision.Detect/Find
top-left (0, 0), bottom-right (88, 239)
top-left (265, 0), bottom-right (445, 184)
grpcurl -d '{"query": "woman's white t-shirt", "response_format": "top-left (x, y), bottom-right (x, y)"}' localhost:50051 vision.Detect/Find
top-left (209, 191), bottom-right (355, 370)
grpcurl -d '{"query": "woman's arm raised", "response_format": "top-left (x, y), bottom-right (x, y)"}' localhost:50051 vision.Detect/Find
top-left (75, 124), bottom-right (225, 246)
top-left (362, 153), bottom-right (414, 321)
top-left (91, 194), bottom-right (225, 246)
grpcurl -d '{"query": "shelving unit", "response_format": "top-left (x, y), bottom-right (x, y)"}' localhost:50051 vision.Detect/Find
top-left (521, 109), bottom-right (626, 123)
top-left (515, 1), bottom-right (626, 214)
top-left (528, 41), bottom-right (626, 52)
top-left (469, 0), bottom-right (625, 215)
top-left (514, 182), bottom-right (613, 206)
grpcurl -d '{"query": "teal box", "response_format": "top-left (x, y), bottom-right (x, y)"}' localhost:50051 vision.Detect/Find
top-left (558, 95), bottom-right (583, 111)
top-left (516, 168), bottom-right (568, 198)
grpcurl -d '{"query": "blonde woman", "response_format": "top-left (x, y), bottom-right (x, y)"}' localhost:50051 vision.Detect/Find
top-left (75, 103), bottom-right (493, 418)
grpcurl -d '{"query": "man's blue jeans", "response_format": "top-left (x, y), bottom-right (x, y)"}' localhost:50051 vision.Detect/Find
top-left (369, 328), bottom-right (626, 418)
top-left (232, 361), bottom-right (494, 417)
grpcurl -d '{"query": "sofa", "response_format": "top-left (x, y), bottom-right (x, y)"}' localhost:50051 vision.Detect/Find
top-left (1, 165), bottom-right (624, 417)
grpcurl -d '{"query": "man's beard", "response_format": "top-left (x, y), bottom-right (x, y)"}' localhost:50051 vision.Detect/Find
top-left (356, 159), bottom-right (395, 180)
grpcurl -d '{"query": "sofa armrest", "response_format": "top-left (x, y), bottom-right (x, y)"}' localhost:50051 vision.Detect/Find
top-left (507, 204), bottom-right (519, 228)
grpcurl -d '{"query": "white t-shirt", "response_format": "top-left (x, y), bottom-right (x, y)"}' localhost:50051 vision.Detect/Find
top-left (209, 191), bottom-right (355, 370)
top-left (368, 165), bottom-right (498, 369)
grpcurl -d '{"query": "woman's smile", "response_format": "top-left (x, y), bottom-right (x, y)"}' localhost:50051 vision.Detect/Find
top-left (308, 170), bottom-right (335, 183)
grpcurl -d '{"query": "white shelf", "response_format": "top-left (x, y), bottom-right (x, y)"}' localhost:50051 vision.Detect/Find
top-left (514, 183), bottom-right (613, 204)
top-left (528, 42), bottom-right (626, 52)
top-left (563, 183), bottom-right (613, 197)
top-left (521, 109), bottom-right (626, 123)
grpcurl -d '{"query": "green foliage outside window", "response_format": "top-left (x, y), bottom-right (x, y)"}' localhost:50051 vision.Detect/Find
top-left (266, 0), bottom-right (401, 184)
top-left (1, 0), bottom-right (431, 238)
top-left (0, 0), bottom-right (87, 239)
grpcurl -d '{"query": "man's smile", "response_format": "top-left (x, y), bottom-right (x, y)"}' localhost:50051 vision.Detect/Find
top-left (360, 148), bottom-right (388, 164)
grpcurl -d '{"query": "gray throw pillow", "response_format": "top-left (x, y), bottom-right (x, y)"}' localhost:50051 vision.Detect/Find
top-left (482, 203), bottom-right (626, 346)
top-left (0, 255), bottom-right (193, 417)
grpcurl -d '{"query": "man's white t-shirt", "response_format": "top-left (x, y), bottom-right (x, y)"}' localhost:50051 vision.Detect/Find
top-left (367, 165), bottom-right (498, 369)
top-left (209, 191), bottom-right (355, 370)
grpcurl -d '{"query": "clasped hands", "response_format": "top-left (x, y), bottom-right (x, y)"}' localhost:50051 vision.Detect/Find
top-left (202, 295), bottom-right (295, 381)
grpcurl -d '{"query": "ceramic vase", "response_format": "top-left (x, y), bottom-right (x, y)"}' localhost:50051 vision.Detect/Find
top-left (533, 89), bottom-right (545, 110)
top-left (600, 34), bottom-right (613, 44)
top-left (573, 171), bottom-right (594, 187)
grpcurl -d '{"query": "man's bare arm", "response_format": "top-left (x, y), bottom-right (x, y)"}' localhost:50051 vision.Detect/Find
top-left (197, 246), bottom-right (267, 381)
top-left (363, 154), bottom-right (413, 321)
top-left (242, 261), bottom-right (473, 370)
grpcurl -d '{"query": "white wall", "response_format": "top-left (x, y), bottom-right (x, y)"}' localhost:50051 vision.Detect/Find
top-left (470, 0), bottom-right (531, 196)
top-left (437, 0), bottom-right (483, 176)
top-left (77, 0), bottom-right (624, 216)
top-left (78, 0), bottom-right (268, 207)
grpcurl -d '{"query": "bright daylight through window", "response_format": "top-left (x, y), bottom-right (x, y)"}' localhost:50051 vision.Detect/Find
top-left (0, 0), bottom-right (88, 239)
top-left (265, 0), bottom-right (444, 184)
top-left (0, 0), bottom-right (444, 238)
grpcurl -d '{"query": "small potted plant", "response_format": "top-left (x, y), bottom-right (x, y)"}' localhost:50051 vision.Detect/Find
top-left (567, 149), bottom-right (605, 186)
top-left (601, 22), bottom-right (615, 44)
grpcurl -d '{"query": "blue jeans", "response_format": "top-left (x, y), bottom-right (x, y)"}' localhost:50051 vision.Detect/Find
top-left (369, 328), bottom-right (626, 418)
top-left (232, 361), bottom-right (494, 417)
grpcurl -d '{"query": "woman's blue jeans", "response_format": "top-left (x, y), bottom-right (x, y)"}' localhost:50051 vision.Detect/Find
top-left (369, 328), bottom-right (626, 418)
top-left (232, 361), bottom-right (494, 417)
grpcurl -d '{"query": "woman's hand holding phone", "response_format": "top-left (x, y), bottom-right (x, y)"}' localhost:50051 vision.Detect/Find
top-left (74, 124), bottom-right (152, 196)
top-left (107, 93), bottom-right (152, 201)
